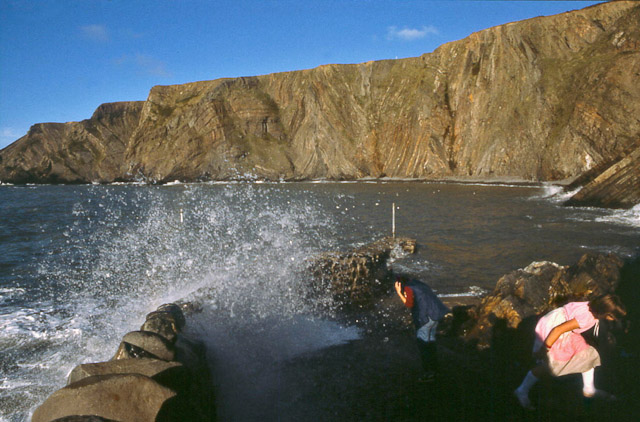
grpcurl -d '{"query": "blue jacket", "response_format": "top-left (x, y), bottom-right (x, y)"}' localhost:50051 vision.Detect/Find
top-left (406, 280), bottom-right (450, 328)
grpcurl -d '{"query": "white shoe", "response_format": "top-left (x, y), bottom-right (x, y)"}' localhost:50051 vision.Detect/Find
top-left (514, 389), bottom-right (535, 410)
top-left (583, 389), bottom-right (617, 401)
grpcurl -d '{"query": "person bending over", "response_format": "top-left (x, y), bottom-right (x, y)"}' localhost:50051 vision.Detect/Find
top-left (514, 294), bottom-right (627, 410)
top-left (395, 275), bottom-right (450, 382)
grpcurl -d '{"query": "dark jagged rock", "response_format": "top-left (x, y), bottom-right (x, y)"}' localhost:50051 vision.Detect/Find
top-left (2, 2), bottom-right (639, 208)
top-left (140, 306), bottom-right (185, 344)
top-left (115, 331), bottom-right (176, 362)
top-left (141, 313), bottom-right (180, 344)
top-left (309, 236), bottom-right (416, 308)
top-left (463, 253), bottom-right (624, 349)
top-left (156, 303), bottom-right (186, 330)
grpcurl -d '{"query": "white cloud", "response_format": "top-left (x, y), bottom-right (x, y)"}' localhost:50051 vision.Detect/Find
top-left (387, 25), bottom-right (439, 41)
top-left (135, 54), bottom-right (172, 77)
top-left (1, 127), bottom-right (19, 138)
top-left (80, 24), bottom-right (109, 42)
top-left (113, 54), bottom-right (172, 78)
top-left (0, 127), bottom-right (23, 148)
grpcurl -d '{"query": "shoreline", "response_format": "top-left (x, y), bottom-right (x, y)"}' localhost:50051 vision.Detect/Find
top-left (0, 176), bottom-right (566, 188)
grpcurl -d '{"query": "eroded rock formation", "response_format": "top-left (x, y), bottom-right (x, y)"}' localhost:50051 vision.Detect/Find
top-left (1, 2), bottom-right (639, 207)
top-left (32, 303), bottom-right (214, 422)
top-left (309, 236), bottom-right (416, 309)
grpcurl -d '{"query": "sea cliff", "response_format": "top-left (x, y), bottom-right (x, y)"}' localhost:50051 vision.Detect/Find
top-left (1, 1), bottom-right (639, 207)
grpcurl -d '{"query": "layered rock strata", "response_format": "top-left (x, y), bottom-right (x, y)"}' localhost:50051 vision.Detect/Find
top-left (565, 143), bottom-right (640, 208)
top-left (32, 303), bottom-right (214, 422)
top-left (0, 1), bottom-right (638, 207)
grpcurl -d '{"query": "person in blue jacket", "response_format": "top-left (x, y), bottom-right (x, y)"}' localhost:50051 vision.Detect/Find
top-left (395, 275), bottom-right (450, 382)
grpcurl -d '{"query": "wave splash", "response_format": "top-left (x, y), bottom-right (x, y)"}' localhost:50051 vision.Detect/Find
top-left (0, 184), bottom-right (352, 421)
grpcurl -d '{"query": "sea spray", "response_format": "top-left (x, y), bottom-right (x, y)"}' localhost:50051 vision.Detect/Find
top-left (0, 184), bottom-right (350, 421)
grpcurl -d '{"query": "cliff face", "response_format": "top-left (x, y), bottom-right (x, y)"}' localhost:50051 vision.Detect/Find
top-left (1, 2), bottom-right (639, 198)
top-left (0, 102), bottom-right (144, 183)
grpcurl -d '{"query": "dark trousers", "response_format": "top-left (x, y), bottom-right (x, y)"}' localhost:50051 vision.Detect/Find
top-left (417, 339), bottom-right (438, 373)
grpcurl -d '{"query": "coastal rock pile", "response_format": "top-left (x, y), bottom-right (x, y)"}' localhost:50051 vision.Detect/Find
top-left (32, 304), bottom-right (214, 422)
top-left (309, 236), bottom-right (416, 309)
top-left (463, 253), bottom-right (624, 349)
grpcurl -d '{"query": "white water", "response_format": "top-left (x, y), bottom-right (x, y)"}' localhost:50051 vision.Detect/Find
top-left (0, 184), bottom-right (350, 420)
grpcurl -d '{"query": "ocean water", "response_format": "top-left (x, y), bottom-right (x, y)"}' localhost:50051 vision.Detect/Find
top-left (0, 182), bottom-right (638, 421)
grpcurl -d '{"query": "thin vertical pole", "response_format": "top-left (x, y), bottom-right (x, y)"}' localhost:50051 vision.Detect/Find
top-left (180, 208), bottom-right (184, 224)
top-left (392, 202), bottom-right (396, 238)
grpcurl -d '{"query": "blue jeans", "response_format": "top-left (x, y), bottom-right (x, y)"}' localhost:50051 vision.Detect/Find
top-left (417, 318), bottom-right (438, 343)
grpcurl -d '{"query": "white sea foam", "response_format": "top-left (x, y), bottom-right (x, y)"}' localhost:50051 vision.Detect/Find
top-left (532, 183), bottom-right (580, 203)
top-left (596, 203), bottom-right (640, 228)
top-left (440, 286), bottom-right (489, 298)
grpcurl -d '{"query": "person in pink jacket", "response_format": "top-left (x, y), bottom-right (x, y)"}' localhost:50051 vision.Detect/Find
top-left (514, 294), bottom-right (627, 410)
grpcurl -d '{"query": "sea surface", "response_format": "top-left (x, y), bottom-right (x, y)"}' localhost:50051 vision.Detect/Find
top-left (1, 181), bottom-right (639, 421)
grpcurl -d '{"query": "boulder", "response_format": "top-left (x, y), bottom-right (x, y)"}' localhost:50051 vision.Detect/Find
top-left (565, 252), bottom-right (624, 296)
top-left (141, 312), bottom-right (180, 343)
top-left (67, 358), bottom-right (184, 387)
top-left (113, 331), bottom-right (176, 362)
top-left (32, 303), bottom-right (215, 422)
top-left (155, 304), bottom-right (186, 331)
top-left (31, 374), bottom-right (177, 422)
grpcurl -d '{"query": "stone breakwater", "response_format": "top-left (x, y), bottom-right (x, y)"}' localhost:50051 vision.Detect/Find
top-left (32, 304), bottom-right (215, 422)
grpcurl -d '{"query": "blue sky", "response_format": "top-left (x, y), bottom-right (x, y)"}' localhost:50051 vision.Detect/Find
top-left (0, 0), bottom-right (602, 150)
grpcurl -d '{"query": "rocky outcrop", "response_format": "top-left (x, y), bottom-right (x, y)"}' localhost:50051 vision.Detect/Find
top-left (0, 102), bottom-right (144, 184)
top-left (32, 303), bottom-right (214, 422)
top-left (462, 253), bottom-right (624, 349)
top-left (309, 236), bottom-right (416, 309)
top-left (565, 143), bottom-right (640, 208)
top-left (1, 1), bottom-right (639, 203)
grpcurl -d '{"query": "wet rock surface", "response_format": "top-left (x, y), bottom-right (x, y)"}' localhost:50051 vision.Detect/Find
top-left (464, 253), bottom-right (624, 349)
top-left (32, 304), bottom-right (215, 422)
top-left (309, 236), bottom-right (416, 309)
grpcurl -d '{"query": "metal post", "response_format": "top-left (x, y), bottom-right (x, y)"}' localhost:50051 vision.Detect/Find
top-left (180, 208), bottom-right (184, 224)
top-left (392, 203), bottom-right (396, 238)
